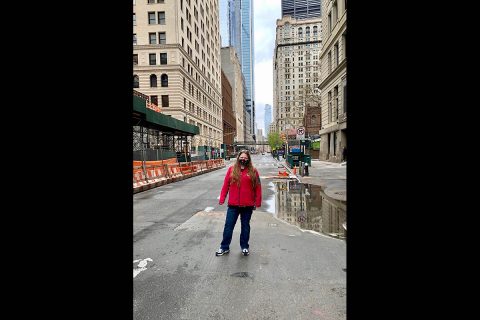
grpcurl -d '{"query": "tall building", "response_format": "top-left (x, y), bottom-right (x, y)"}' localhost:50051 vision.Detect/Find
top-left (133, 0), bottom-right (223, 156)
top-left (282, 0), bottom-right (321, 20)
top-left (273, 15), bottom-right (322, 133)
top-left (219, 0), bottom-right (241, 49)
top-left (239, 0), bottom-right (255, 138)
top-left (221, 47), bottom-right (245, 146)
top-left (219, 0), bottom-right (255, 140)
top-left (221, 70), bottom-right (236, 156)
top-left (219, 0), bottom-right (230, 46)
top-left (318, 0), bottom-right (346, 162)
top-left (264, 104), bottom-right (272, 135)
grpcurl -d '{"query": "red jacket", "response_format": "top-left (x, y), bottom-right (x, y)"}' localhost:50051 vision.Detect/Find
top-left (219, 166), bottom-right (262, 207)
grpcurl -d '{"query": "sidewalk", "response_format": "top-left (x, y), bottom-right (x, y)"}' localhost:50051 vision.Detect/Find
top-left (281, 159), bottom-right (346, 202)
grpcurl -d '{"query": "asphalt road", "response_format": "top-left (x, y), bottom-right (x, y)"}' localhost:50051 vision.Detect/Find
top-left (134, 154), bottom-right (346, 319)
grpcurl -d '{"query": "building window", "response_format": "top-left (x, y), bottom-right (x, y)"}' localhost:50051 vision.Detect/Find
top-left (133, 34), bottom-right (137, 45)
top-left (342, 77), bottom-right (347, 114)
top-left (133, 75), bottom-right (139, 88)
top-left (328, 91), bottom-right (332, 122)
top-left (159, 32), bottom-right (166, 44)
top-left (157, 0), bottom-right (164, 3)
top-left (133, 13), bottom-right (136, 26)
top-left (333, 1), bottom-right (338, 23)
top-left (160, 53), bottom-right (167, 64)
top-left (149, 53), bottom-right (156, 65)
top-left (334, 42), bottom-right (339, 67)
top-left (334, 86), bottom-right (339, 120)
top-left (133, 54), bottom-right (138, 65)
top-left (342, 32), bottom-right (346, 61)
top-left (158, 12), bottom-right (165, 25)
top-left (162, 95), bottom-right (169, 108)
top-left (148, 12), bottom-right (156, 24)
top-left (148, 0), bottom-right (155, 3)
top-left (328, 13), bottom-right (332, 33)
top-left (183, 77), bottom-right (186, 90)
top-left (306, 27), bottom-right (310, 37)
top-left (298, 27), bottom-right (302, 37)
top-left (161, 74), bottom-right (168, 87)
top-left (149, 32), bottom-right (157, 44)
top-left (150, 95), bottom-right (158, 106)
top-left (327, 52), bottom-right (332, 73)
top-left (150, 74), bottom-right (157, 87)
top-left (181, 18), bottom-right (184, 31)
top-left (313, 26), bottom-right (318, 36)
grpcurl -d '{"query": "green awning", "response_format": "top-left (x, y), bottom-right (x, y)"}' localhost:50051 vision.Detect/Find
top-left (133, 95), bottom-right (199, 136)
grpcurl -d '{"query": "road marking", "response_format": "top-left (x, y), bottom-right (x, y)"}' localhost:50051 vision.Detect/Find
top-left (133, 258), bottom-right (153, 278)
top-left (204, 207), bottom-right (214, 212)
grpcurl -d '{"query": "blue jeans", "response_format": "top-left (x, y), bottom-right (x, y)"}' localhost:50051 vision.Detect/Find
top-left (220, 206), bottom-right (253, 250)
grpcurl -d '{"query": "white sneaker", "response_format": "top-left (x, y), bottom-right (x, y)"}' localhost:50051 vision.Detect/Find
top-left (215, 248), bottom-right (230, 256)
top-left (242, 248), bottom-right (249, 256)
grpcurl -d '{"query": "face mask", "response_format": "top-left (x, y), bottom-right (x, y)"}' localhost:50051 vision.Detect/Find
top-left (239, 159), bottom-right (249, 166)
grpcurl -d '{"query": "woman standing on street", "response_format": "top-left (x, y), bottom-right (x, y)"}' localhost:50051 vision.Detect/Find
top-left (216, 150), bottom-right (262, 256)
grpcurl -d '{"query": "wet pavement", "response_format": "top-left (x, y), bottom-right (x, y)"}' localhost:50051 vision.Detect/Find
top-left (265, 179), bottom-right (347, 239)
top-left (261, 158), bottom-right (347, 239)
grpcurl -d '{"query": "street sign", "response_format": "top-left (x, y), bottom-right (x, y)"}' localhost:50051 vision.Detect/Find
top-left (296, 127), bottom-right (305, 140)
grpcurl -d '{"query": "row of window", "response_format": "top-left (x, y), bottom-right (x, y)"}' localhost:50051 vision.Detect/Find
top-left (147, 94), bottom-right (169, 108)
top-left (148, 32), bottom-right (166, 44)
top-left (326, 34), bottom-right (346, 74)
top-left (148, 11), bottom-right (165, 25)
top-left (327, 0), bottom-right (346, 35)
top-left (133, 52), bottom-right (167, 65)
top-left (133, 74), bottom-right (168, 88)
top-left (327, 79), bottom-right (347, 123)
top-left (184, 99), bottom-right (221, 130)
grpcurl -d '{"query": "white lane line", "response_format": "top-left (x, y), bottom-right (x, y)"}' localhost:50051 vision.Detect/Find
top-left (133, 258), bottom-right (153, 278)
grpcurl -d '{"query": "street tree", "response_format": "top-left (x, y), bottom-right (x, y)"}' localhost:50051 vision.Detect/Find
top-left (267, 132), bottom-right (283, 151)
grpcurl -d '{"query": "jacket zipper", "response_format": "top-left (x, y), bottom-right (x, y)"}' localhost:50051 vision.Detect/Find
top-left (238, 170), bottom-right (241, 206)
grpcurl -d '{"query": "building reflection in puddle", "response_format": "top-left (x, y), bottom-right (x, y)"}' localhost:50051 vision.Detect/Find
top-left (273, 180), bottom-right (346, 239)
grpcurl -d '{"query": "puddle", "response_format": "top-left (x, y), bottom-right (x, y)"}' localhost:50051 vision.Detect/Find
top-left (270, 180), bottom-right (347, 239)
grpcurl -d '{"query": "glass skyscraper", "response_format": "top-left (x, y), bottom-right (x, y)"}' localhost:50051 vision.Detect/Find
top-left (219, 0), bottom-right (255, 139)
top-left (239, 0), bottom-right (254, 137)
top-left (264, 104), bottom-right (272, 135)
top-left (281, 0), bottom-right (321, 19)
top-left (219, 0), bottom-right (241, 49)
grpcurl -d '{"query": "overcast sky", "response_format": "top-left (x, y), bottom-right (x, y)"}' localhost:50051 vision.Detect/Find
top-left (253, 0), bottom-right (281, 135)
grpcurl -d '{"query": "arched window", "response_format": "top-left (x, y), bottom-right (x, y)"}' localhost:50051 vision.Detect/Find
top-left (133, 75), bottom-right (139, 88)
top-left (150, 74), bottom-right (157, 87)
top-left (298, 27), bottom-right (303, 37)
top-left (306, 27), bottom-right (310, 36)
top-left (313, 26), bottom-right (318, 35)
top-left (311, 115), bottom-right (316, 124)
top-left (161, 74), bottom-right (168, 87)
